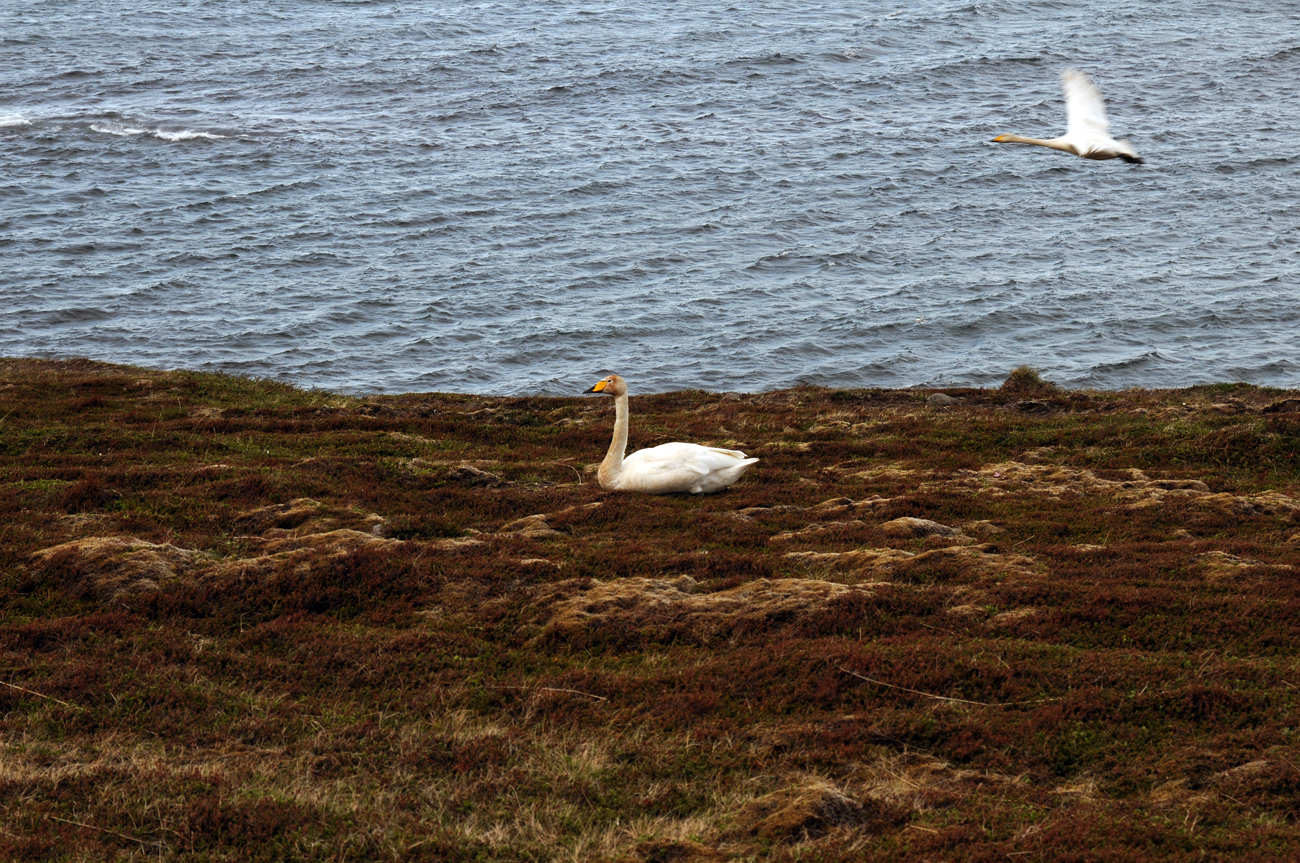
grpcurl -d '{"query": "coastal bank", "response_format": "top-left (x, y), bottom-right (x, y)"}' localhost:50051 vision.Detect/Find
top-left (3, 357), bottom-right (1300, 861)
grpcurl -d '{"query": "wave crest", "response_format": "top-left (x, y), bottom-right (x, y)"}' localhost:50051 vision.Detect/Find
top-left (90, 121), bottom-right (225, 141)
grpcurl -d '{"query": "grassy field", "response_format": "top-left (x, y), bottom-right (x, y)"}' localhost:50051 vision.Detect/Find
top-left (3, 356), bottom-right (1300, 862)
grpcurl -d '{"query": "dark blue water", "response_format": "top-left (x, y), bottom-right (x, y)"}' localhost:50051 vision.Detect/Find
top-left (3, 1), bottom-right (1298, 394)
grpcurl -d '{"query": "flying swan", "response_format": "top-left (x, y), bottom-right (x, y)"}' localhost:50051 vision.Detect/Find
top-left (583, 374), bottom-right (759, 494)
top-left (993, 68), bottom-right (1142, 164)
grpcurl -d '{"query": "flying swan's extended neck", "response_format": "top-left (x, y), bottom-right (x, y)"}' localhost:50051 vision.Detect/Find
top-left (996, 134), bottom-right (1076, 154)
top-left (599, 393), bottom-right (629, 488)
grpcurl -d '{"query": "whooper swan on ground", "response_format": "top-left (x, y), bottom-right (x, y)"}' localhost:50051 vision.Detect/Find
top-left (583, 374), bottom-right (758, 494)
top-left (992, 68), bottom-right (1142, 164)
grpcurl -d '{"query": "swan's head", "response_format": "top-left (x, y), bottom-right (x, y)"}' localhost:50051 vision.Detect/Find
top-left (584, 374), bottom-right (627, 397)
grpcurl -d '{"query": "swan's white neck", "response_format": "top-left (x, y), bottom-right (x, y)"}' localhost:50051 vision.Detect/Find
top-left (598, 393), bottom-right (629, 489)
top-left (999, 134), bottom-right (1077, 155)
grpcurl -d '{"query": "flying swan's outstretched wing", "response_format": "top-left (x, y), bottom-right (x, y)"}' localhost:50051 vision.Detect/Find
top-left (1062, 68), bottom-right (1111, 142)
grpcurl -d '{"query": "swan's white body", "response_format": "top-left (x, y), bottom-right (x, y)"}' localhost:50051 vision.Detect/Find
top-left (993, 69), bottom-right (1142, 164)
top-left (584, 374), bottom-right (758, 494)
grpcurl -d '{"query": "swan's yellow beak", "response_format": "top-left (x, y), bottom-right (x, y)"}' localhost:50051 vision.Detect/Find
top-left (584, 380), bottom-right (608, 394)
top-left (992, 135), bottom-right (1007, 142)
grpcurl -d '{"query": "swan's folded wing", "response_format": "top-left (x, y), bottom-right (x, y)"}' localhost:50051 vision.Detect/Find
top-left (1062, 68), bottom-right (1111, 140)
top-left (624, 443), bottom-right (751, 476)
top-left (624, 443), bottom-right (710, 476)
top-left (685, 446), bottom-right (754, 472)
top-left (620, 443), bottom-right (757, 494)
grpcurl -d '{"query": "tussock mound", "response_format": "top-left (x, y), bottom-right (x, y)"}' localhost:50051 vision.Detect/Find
top-left (732, 497), bottom-right (891, 524)
top-left (770, 520), bottom-right (864, 542)
top-left (1196, 550), bottom-right (1294, 581)
top-left (785, 547), bottom-right (915, 571)
top-left (234, 497), bottom-right (389, 537)
top-left (30, 499), bottom-right (409, 602)
top-left (226, 529), bottom-right (405, 575)
top-left (228, 499), bottom-right (406, 569)
top-left (531, 575), bottom-right (880, 641)
top-left (497, 513), bottom-right (564, 537)
top-left (1262, 398), bottom-right (1300, 413)
top-left (970, 462), bottom-right (1211, 504)
top-left (498, 502), bottom-right (603, 537)
top-left (400, 459), bottom-right (507, 487)
top-left (786, 544), bottom-right (1040, 581)
top-left (30, 529), bottom-right (406, 602)
top-left (998, 365), bottom-right (1059, 395)
top-left (1198, 490), bottom-right (1300, 517)
top-left (728, 780), bottom-right (907, 843)
top-left (807, 496), bottom-right (894, 515)
top-left (879, 517), bottom-right (967, 539)
top-left (858, 752), bottom-right (1008, 805)
top-left (1149, 760), bottom-right (1284, 810)
top-left (29, 537), bottom-right (201, 601)
top-left (963, 461), bottom-right (1300, 516)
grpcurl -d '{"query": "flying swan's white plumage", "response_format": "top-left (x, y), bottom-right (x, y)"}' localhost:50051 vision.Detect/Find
top-left (993, 69), bottom-right (1142, 164)
top-left (584, 374), bottom-right (758, 494)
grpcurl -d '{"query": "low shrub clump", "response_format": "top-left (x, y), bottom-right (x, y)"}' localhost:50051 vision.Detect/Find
top-left (999, 364), bottom-right (1060, 395)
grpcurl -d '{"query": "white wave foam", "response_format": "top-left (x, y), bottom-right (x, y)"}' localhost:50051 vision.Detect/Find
top-left (0, 114), bottom-right (32, 127)
top-left (153, 128), bottom-right (225, 141)
top-left (90, 121), bottom-right (225, 141)
top-left (91, 121), bottom-right (146, 136)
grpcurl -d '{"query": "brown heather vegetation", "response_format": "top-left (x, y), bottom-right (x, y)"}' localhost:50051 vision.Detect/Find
top-left (3, 357), bottom-right (1300, 861)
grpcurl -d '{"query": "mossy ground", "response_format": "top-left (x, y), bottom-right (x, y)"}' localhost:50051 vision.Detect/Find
top-left (3, 357), bottom-right (1300, 861)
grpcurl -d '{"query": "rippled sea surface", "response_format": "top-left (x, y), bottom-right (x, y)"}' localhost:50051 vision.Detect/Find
top-left (3, 1), bottom-right (1298, 394)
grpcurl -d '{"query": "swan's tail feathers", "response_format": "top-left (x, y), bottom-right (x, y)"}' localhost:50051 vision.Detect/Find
top-left (1114, 139), bottom-right (1142, 164)
top-left (689, 457), bottom-right (760, 494)
top-left (700, 446), bottom-right (751, 460)
top-left (718, 457), bottom-right (761, 484)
